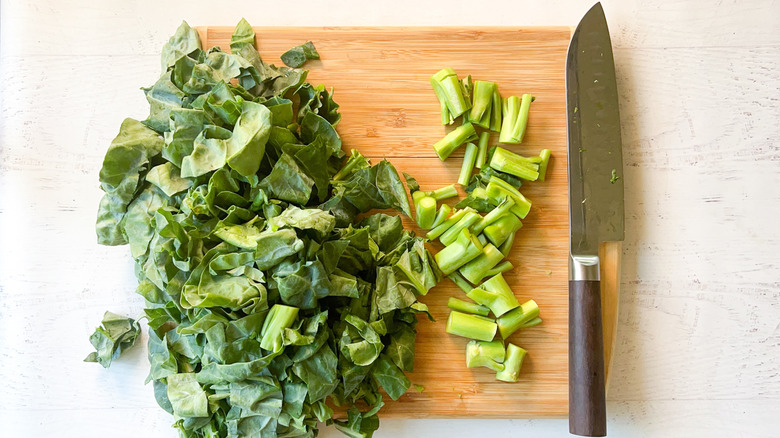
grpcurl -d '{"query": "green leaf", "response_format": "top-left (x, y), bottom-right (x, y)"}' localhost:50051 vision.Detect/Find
top-left (84, 311), bottom-right (140, 368)
top-left (281, 41), bottom-right (320, 68)
top-left (143, 71), bottom-right (187, 133)
top-left (161, 21), bottom-right (202, 72)
top-left (163, 108), bottom-right (206, 167)
top-left (386, 323), bottom-right (416, 372)
top-left (253, 229), bottom-right (304, 269)
top-left (180, 125), bottom-right (232, 178)
top-left (274, 260), bottom-right (331, 309)
top-left (374, 267), bottom-right (416, 315)
top-left (167, 373), bottom-right (209, 418)
top-left (370, 354), bottom-right (410, 401)
top-left (259, 153), bottom-right (314, 204)
top-left (268, 206), bottom-right (335, 238)
top-left (226, 100), bottom-right (272, 177)
top-left (146, 162), bottom-right (193, 197)
top-left (292, 344), bottom-right (339, 403)
top-left (96, 118), bottom-right (164, 245)
top-left (334, 160), bottom-right (412, 217)
top-left (340, 315), bottom-right (384, 367)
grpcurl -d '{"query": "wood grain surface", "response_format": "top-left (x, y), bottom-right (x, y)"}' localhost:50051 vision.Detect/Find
top-left (197, 25), bottom-right (616, 418)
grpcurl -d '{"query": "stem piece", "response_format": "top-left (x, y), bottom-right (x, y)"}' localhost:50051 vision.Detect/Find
top-left (467, 273), bottom-right (520, 317)
top-left (448, 297), bottom-right (490, 317)
top-left (431, 203), bottom-right (453, 229)
top-left (416, 196), bottom-right (437, 229)
top-left (426, 208), bottom-right (470, 241)
top-left (260, 304), bottom-right (299, 351)
top-left (489, 147), bottom-right (540, 181)
top-left (433, 123), bottom-right (478, 161)
top-left (475, 131), bottom-right (489, 169)
top-left (434, 229), bottom-right (484, 275)
top-left (497, 299), bottom-right (541, 339)
top-left (490, 87), bottom-right (502, 132)
top-left (485, 260), bottom-right (514, 277)
top-left (538, 149), bottom-right (552, 182)
top-left (448, 271), bottom-right (474, 294)
top-left (483, 214), bottom-right (522, 248)
top-left (466, 340), bottom-right (506, 372)
top-left (438, 211), bottom-right (481, 246)
top-left (446, 311), bottom-right (497, 342)
top-left (459, 243), bottom-right (505, 284)
top-left (473, 198), bottom-right (515, 234)
top-left (458, 143), bottom-right (479, 186)
top-left (495, 343), bottom-right (527, 382)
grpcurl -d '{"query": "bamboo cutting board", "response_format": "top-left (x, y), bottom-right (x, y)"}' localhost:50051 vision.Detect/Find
top-left (197, 26), bottom-right (619, 418)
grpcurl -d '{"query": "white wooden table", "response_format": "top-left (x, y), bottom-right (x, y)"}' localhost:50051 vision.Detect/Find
top-left (1, 0), bottom-right (779, 436)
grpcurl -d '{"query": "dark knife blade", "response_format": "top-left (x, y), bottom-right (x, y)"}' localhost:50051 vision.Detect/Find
top-left (566, 3), bottom-right (625, 437)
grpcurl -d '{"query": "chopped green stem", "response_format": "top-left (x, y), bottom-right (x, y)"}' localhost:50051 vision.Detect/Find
top-left (473, 198), bottom-right (515, 234)
top-left (469, 81), bottom-right (497, 124)
top-left (499, 231), bottom-right (517, 257)
top-left (461, 75), bottom-right (473, 123)
top-left (489, 147), bottom-right (540, 181)
top-left (429, 184), bottom-right (459, 201)
top-left (485, 179), bottom-right (532, 219)
top-left (476, 233), bottom-right (488, 246)
top-left (508, 94), bottom-right (535, 143)
top-left (438, 211), bottom-right (481, 246)
top-left (475, 106), bottom-right (492, 130)
top-left (433, 123), bottom-right (478, 161)
top-left (431, 68), bottom-right (471, 118)
top-left (435, 229), bottom-right (484, 275)
top-left (448, 271), bottom-right (474, 294)
top-left (499, 96), bottom-right (520, 143)
top-left (490, 87), bottom-right (503, 132)
top-left (497, 299), bottom-right (540, 339)
top-left (260, 304), bottom-right (299, 351)
top-left (538, 149), bottom-right (552, 182)
top-left (483, 213), bottom-right (522, 247)
top-left (448, 297), bottom-right (490, 317)
top-left (495, 343), bottom-right (527, 382)
top-left (475, 131), bottom-right (489, 169)
top-left (415, 184), bottom-right (458, 203)
top-left (416, 196), bottom-right (437, 229)
top-left (468, 273), bottom-right (520, 317)
top-left (466, 340), bottom-right (506, 372)
top-left (426, 208), bottom-right (470, 240)
top-left (460, 243), bottom-right (505, 284)
top-left (431, 203), bottom-right (453, 229)
top-left (458, 143), bottom-right (479, 186)
top-left (432, 82), bottom-right (455, 125)
top-left (485, 260), bottom-right (514, 277)
top-left (446, 311), bottom-right (497, 342)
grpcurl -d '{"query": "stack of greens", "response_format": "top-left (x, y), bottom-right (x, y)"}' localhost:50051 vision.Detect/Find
top-left (87, 19), bottom-right (441, 438)
top-left (416, 68), bottom-right (551, 382)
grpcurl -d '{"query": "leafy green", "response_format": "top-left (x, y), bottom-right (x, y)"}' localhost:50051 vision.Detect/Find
top-left (281, 41), bottom-right (320, 68)
top-left (167, 373), bottom-right (209, 418)
top-left (95, 119), bottom-right (164, 245)
top-left (90, 19), bottom-right (440, 438)
top-left (333, 160), bottom-right (412, 217)
top-left (84, 311), bottom-right (140, 368)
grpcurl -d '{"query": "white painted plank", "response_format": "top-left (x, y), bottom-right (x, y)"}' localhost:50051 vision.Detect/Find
top-left (2, 400), bottom-right (779, 437)
top-left (1, 0), bottom-right (779, 58)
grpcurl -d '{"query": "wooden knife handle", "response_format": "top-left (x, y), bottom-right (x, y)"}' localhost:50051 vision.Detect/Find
top-left (569, 279), bottom-right (607, 437)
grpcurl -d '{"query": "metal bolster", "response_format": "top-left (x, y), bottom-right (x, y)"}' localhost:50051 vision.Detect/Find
top-left (569, 254), bottom-right (600, 281)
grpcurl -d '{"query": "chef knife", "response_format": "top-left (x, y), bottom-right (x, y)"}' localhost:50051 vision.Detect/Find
top-left (566, 3), bottom-right (625, 436)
